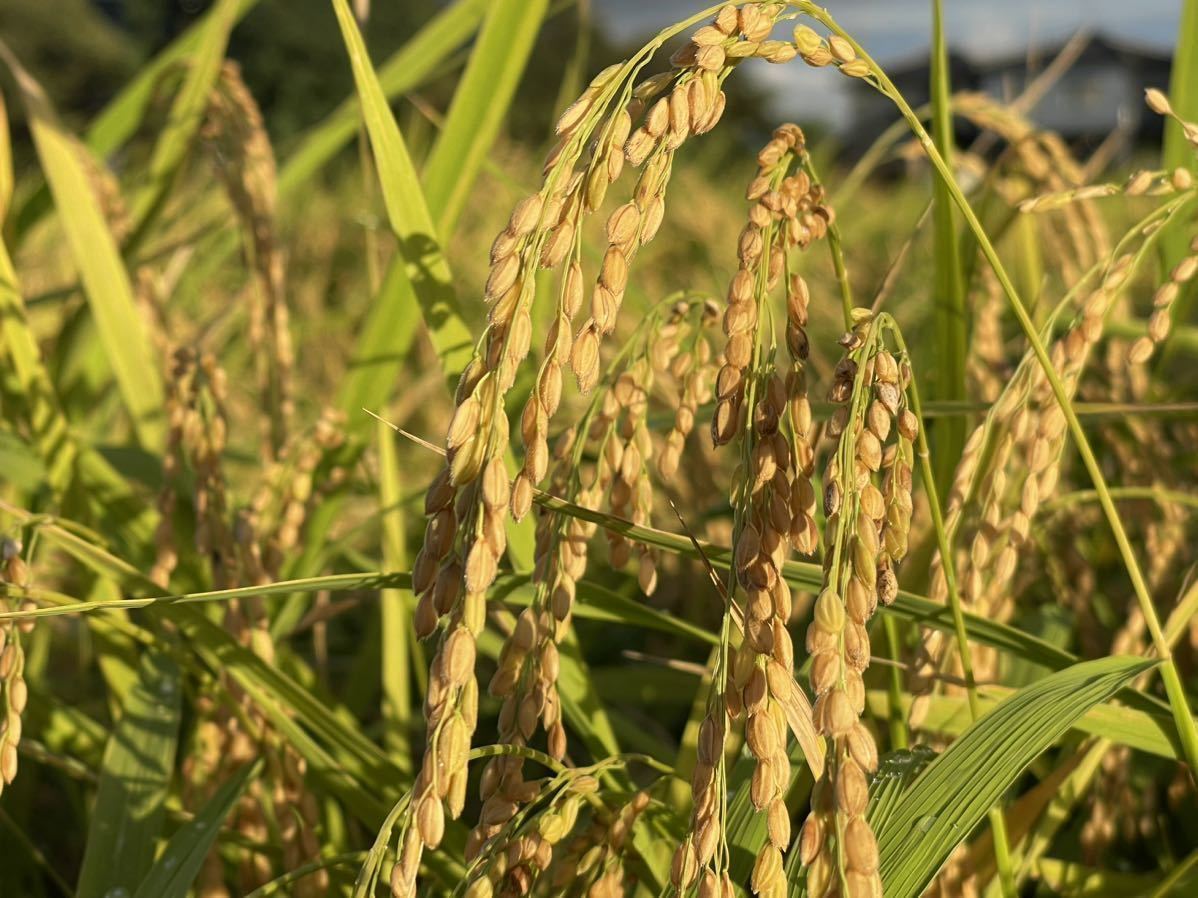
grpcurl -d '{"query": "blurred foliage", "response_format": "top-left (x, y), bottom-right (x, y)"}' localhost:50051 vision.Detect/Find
top-left (0, 0), bottom-right (136, 128)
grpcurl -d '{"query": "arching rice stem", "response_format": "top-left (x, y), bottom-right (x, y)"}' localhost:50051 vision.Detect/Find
top-left (1041, 487), bottom-right (1198, 516)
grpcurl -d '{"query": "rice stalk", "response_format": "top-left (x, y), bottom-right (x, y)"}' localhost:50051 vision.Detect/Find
top-left (0, 539), bottom-right (31, 797)
top-left (202, 61), bottom-right (295, 462)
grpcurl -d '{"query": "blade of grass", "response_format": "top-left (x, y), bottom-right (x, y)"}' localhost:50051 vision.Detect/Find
top-left (377, 418), bottom-right (413, 771)
top-left (10, 524), bottom-right (657, 889)
top-left (27, 697), bottom-right (109, 771)
top-left (971, 744), bottom-right (1087, 896)
top-left (1, 507), bottom-right (406, 828)
top-left (182, 619), bottom-right (396, 827)
top-left (323, 11), bottom-right (538, 576)
top-left (555, 633), bottom-right (623, 760)
top-left (87, 0), bottom-right (258, 158)
top-left (0, 232), bottom-right (80, 494)
top-left (420, 0), bottom-right (549, 239)
top-left (84, 577), bottom-right (143, 710)
top-left (789, 747), bottom-right (935, 889)
top-left (335, 259), bottom-right (426, 427)
top-left (0, 806), bottom-right (75, 895)
top-left (722, 739), bottom-right (812, 897)
top-left (283, 0), bottom-right (522, 635)
top-left (168, 0), bottom-right (490, 330)
top-left (0, 41), bottom-right (165, 449)
top-left (0, 89), bottom-right (11, 222)
top-left (1003, 739), bottom-right (1109, 894)
top-left (329, 0), bottom-right (473, 380)
top-left (76, 650), bottom-right (182, 898)
top-left (330, 0), bottom-right (543, 426)
top-left (1148, 848), bottom-right (1198, 898)
top-left (1157, 0), bottom-right (1198, 346)
top-left (198, 1), bottom-right (498, 632)
top-left (132, 761), bottom-right (259, 898)
top-left (873, 657), bottom-right (1156, 898)
top-left (1002, 577), bottom-right (1198, 892)
top-left (279, 0), bottom-right (489, 198)
top-left (865, 689), bottom-right (1183, 761)
top-left (0, 496), bottom-right (1087, 679)
top-left (9, 568), bottom-right (715, 654)
top-left (244, 852), bottom-right (366, 897)
top-left (0, 227), bottom-right (151, 547)
top-left (46, 0), bottom-right (484, 327)
top-left (13, 486), bottom-right (1177, 731)
top-left (1036, 857), bottom-right (1185, 897)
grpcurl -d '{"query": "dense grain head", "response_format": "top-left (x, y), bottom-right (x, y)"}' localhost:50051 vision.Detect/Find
top-left (801, 314), bottom-right (917, 896)
top-left (0, 539), bottom-right (28, 796)
top-left (675, 117), bottom-right (843, 897)
top-left (152, 342), bottom-right (331, 897)
top-left (203, 61), bottom-right (294, 462)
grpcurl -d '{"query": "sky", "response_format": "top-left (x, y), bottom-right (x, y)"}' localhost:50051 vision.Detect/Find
top-left (592, 0), bottom-right (1182, 130)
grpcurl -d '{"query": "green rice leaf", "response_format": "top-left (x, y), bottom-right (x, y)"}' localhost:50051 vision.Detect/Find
top-left (0, 229), bottom-right (149, 542)
top-left (279, 0), bottom-right (490, 198)
top-left (0, 41), bottom-right (165, 448)
top-left (927, 0), bottom-right (967, 499)
top-left (378, 419), bottom-right (414, 769)
top-left (1033, 857), bottom-right (1177, 897)
top-left (421, 0), bottom-right (549, 238)
top-left (6, 510), bottom-right (403, 827)
top-left (132, 761), bottom-right (258, 898)
top-left (720, 738), bottom-right (812, 898)
top-left (0, 88), bottom-right (11, 222)
top-left (874, 656), bottom-right (1155, 898)
top-left (0, 229), bottom-right (79, 494)
top-left (9, 0), bottom-right (261, 242)
top-left (866, 688), bottom-right (1183, 761)
top-left (1156, 0), bottom-right (1198, 344)
top-left (329, 0), bottom-right (473, 380)
top-left (76, 650), bottom-right (182, 898)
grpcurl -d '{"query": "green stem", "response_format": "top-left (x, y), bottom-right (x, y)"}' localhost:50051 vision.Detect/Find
top-left (827, 223), bottom-right (855, 327)
top-left (800, 2), bottom-right (1198, 779)
top-left (1042, 487), bottom-right (1198, 515)
top-left (1158, 0), bottom-right (1198, 353)
top-left (928, 0), bottom-right (967, 506)
top-left (883, 614), bottom-right (908, 750)
top-left (1112, 313), bottom-right (1198, 354)
top-left (246, 853), bottom-right (367, 897)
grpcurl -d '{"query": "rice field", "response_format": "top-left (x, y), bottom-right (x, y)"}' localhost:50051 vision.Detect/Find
top-left (1, 1), bottom-right (1198, 896)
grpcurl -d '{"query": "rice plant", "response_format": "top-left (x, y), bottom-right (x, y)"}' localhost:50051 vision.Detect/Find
top-left (0, 1), bottom-right (1197, 896)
